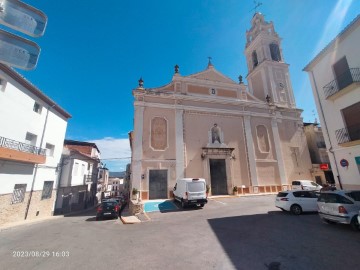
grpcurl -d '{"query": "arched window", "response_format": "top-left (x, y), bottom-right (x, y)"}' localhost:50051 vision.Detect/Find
top-left (270, 43), bottom-right (281, 62)
top-left (252, 50), bottom-right (258, 68)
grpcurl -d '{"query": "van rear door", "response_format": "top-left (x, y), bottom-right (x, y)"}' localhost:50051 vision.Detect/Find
top-left (187, 180), bottom-right (205, 200)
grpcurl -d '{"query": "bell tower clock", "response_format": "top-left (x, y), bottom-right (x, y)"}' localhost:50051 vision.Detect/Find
top-left (245, 12), bottom-right (296, 108)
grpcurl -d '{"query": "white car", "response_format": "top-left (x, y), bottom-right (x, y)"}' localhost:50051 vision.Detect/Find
top-left (275, 190), bottom-right (319, 215)
top-left (292, 180), bottom-right (322, 191)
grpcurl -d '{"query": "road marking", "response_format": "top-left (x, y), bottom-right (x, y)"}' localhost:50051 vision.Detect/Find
top-left (210, 199), bottom-right (227, 205)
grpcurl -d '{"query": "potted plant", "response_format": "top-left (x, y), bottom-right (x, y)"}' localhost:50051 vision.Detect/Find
top-left (132, 187), bottom-right (138, 200)
top-left (233, 186), bottom-right (238, 196)
top-left (206, 184), bottom-right (211, 198)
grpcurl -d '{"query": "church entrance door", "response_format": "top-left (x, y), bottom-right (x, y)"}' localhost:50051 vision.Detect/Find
top-left (149, 169), bottom-right (168, 199)
top-left (209, 159), bottom-right (227, 195)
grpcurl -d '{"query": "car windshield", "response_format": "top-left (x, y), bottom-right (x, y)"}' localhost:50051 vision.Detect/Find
top-left (310, 182), bottom-right (318, 186)
top-left (277, 192), bottom-right (288, 197)
top-left (103, 202), bottom-right (117, 207)
top-left (188, 182), bottom-right (205, 192)
top-left (346, 191), bottom-right (360, 201)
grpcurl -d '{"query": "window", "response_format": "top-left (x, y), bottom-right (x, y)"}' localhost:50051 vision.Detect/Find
top-left (270, 43), bottom-right (281, 61)
top-left (341, 102), bottom-right (360, 141)
top-left (73, 162), bottom-right (79, 176)
top-left (346, 191), bottom-right (360, 202)
top-left (81, 164), bottom-right (85, 176)
top-left (25, 132), bottom-right (37, 146)
top-left (256, 125), bottom-right (270, 152)
top-left (252, 50), bottom-right (258, 68)
top-left (11, 184), bottom-right (27, 204)
top-left (41, 181), bottom-right (54, 200)
top-left (33, 102), bottom-right (42, 114)
top-left (45, 143), bottom-right (55, 156)
top-left (333, 56), bottom-right (352, 90)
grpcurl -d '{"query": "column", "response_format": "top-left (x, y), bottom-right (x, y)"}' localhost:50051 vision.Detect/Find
top-left (244, 116), bottom-right (258, 186)
top-left (132, 105), bottom-right (144, 190)
top-left (271, 118), bottom-right (287, 185)
top-left (175, 109), bottom-right (184, 179)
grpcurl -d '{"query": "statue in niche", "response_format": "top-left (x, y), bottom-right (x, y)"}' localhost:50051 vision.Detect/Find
top-left (211, 124), bottom-right (221, 143)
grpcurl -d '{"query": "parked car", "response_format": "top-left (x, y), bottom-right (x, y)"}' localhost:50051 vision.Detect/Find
top-left (173, 178), bottom-right (208, 208)
top-left (292, 180), bottom-right (322, 191)
top-left (275, 190), bottom-right (319, 215)
top-left (96, 200), bottom-right (120, 221)
top-left (317, 190), bottom-right (360, 230)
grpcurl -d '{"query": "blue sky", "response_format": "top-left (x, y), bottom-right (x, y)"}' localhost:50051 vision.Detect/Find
top-left (3, 0), bottom-right (359, 171)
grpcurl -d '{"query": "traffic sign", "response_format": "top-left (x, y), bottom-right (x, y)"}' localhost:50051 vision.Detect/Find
top-left (0, 0), bottom-right (47, 37)
top-left (0, 29), bottom-right (40, 70)
top-left (340, 159), bottom-right (349, 168)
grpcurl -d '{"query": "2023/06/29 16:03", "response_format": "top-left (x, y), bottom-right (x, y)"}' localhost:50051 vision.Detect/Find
top-left (12, 251), bottom-right (70, 257)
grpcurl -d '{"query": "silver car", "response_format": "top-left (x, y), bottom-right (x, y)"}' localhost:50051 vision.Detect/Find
top-left (317, 190), bottom-right (360, 230)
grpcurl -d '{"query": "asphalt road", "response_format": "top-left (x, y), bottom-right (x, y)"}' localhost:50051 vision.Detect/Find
top-left (1, 195), bottom-right (360, 270)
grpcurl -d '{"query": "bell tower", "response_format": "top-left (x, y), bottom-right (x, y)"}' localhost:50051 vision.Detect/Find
top-left (245, 13), bottom-right (296, 108)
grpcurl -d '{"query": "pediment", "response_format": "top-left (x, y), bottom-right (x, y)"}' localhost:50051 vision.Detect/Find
top-left (187, 68), bottom-right (236, 84)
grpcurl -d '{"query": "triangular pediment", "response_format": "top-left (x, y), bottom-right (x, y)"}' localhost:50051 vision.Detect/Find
top-left (187, 67), bottom-right (236, 84)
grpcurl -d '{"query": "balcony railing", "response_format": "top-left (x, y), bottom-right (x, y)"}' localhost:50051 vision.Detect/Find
top-left (335, 124), bottom-right (360, 144)
top-left (84, 174), bottom-right (93, 184)
top-left (323, 68), bottom-right (360, 98)
top-left (0, 136), bottom-right (46, 155)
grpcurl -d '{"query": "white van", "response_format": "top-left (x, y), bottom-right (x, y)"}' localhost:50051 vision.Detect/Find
top-left (292, 180), bottom-right (322, 191)
top-left (173, 178), bottom-right (208, 208)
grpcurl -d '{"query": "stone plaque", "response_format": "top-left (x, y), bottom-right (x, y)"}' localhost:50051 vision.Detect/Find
top-left (151, 117), bottom-right (167, 150)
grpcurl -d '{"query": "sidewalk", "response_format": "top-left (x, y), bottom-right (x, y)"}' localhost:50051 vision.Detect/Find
top-left (0, 207), bottom-right (95, 232)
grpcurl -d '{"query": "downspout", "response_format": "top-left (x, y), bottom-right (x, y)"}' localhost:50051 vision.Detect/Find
top-left (309, 71), bottom-right (343, 189)
top-left (25, 104), bottom-right (55, 220)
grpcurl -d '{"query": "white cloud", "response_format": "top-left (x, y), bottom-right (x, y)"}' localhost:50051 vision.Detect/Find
top-left (89, 137), bottom-right (131, 172)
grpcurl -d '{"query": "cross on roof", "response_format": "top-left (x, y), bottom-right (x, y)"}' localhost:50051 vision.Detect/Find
top-left (251, 1), bottom-right (263, 12)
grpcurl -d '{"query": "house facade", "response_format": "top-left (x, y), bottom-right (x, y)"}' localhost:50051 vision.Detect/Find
top-left (303, 122), bottom-right (334, 185)
top-left (130, 13), bottom-right (312, 200)
top-left (304, 15), bottom-right (360, 189)
top-left (54, 140), bottom-right (101, 213)
top-left (0, 64), bottom-right (71, 226)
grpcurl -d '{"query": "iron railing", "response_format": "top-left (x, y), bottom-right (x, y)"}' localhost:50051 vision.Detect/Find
top-left (84, 174), bottom-right (93, 184)
top-left (323, 68), bottom-right (360, 98)
top-left (0, 136), bottom-right (46, 155)
top-left (335, 124), bottom-right (360, 144)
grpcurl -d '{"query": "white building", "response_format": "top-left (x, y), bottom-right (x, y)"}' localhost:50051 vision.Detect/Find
top-left (304, 15), bottom-right (360, 189)
top-left (54, 140), bottom-right (101, 213)
top-left (109, 177), bottom-right (124, 197)
top-left (0, 64), bottom-right (71, 226)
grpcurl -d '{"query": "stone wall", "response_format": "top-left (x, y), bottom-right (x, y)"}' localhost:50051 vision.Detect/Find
top-left (0, 190), bottom-right (55, 226)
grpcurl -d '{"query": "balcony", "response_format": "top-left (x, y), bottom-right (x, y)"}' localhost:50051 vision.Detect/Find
top-left (0, 136), bottom-right (46, 164)
top-left (84, 174), bottom-right (93, 184)
top-left (323, 68), bottom-right (360, 99)
top-left (335, 124), bottom-right (360, 146)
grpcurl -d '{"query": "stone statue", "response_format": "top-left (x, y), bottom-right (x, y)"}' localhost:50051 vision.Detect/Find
top-left (211, 124), bottom-right (221, 143)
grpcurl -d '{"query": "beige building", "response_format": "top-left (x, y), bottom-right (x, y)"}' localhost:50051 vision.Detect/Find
top-left (304, 15), bottom-right (360, 190)
top-left (131, 13), bottom-right (312, 200)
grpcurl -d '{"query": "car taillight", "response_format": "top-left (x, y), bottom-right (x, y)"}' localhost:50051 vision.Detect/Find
top-left (115, 206), bottom-right (119, 212)
top-left (338, 206), bottom-right (348, 214)
top-left (280, 198), bottom-right (288, 201)
top-left (97, 207), bottom-right (102, 213)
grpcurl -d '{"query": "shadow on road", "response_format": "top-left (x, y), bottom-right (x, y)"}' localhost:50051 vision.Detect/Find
top-left (207, 211), bottom-right (360, 270)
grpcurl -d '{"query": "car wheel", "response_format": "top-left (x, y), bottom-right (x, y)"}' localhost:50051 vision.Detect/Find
top-left (290, 204), bottom-right (302, 215)
top-left (181, 200), bottom-right (186, 209)
top-left (350, 216), bottom-right (360, 231)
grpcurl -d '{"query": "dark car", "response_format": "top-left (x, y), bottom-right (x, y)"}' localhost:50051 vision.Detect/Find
top-left (96, 201), bottom-right (120, 221)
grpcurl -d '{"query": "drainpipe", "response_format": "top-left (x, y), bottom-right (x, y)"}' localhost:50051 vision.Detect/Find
top-left (25, 104), bottom-right (55, 220)
top-left (309, 71), bottom-right (343, 189)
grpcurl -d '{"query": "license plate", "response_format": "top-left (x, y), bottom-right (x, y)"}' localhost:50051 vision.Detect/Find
top-left (104, 212), bottom-right (111, 215)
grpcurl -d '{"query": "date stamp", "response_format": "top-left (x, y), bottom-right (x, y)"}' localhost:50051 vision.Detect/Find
top-left (12, 251), bottom-right (70, 258)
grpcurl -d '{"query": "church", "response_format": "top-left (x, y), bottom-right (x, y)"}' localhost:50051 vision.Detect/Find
top-left (130, 13), bottom-right (312, 200)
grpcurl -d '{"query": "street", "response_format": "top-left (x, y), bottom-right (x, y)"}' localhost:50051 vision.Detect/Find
top-left (1, 195), bottom-right (360, 270)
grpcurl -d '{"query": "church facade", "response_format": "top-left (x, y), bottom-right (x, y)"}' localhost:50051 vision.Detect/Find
top-left (130, 13), bottom-right (312, 200)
